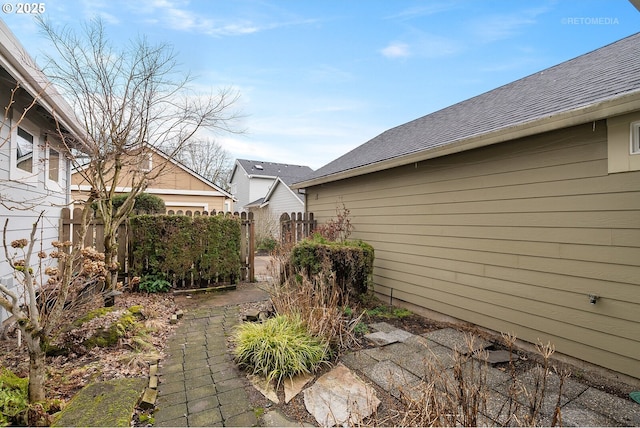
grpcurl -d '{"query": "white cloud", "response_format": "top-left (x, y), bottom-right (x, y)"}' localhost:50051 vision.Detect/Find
top-left (470, 7), bottom-right (550, 44)
top-left (386, 2), bottom-right (461, 20)
top-left (381, 42), bottom-right (411, 59)
top-left (125, 0), bottom-right (318, 37)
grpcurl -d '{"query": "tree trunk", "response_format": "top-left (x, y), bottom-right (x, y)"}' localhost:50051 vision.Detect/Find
top-left (26, 334), bottom-right (46, 402)
top-left (104, 230), bottom-right (118, 291)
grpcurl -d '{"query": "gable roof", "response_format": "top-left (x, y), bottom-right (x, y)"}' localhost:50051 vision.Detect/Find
top-left (152, 146), bottom-right (234, 199)
top-left (296, 32), bottom-right (640, 188)
top-left (72, 144), bottom-right (234, 199)
top-left (262, 176), bottom-right (305, 205)
top-left (232, 159), bottom-right (313, 184)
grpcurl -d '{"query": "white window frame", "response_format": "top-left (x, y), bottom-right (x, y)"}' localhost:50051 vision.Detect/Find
top-left (45, 144), bottom-right (64, 192)
top-left (10, 115), bottom-right (39, 185)
top-left (631, 121), bottom-right (640, 154)
top-left (140, 152), bottom-right (152, 172)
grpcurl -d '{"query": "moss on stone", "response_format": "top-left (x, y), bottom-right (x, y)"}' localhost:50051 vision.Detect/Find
top-left (74, 307), bottom-right (117, 326)
top-left (82, 307), bottom-right (143, 349)
top-left (52, 377), bottom-right (146, 427)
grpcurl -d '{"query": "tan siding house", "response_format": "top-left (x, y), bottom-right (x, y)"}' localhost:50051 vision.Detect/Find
top-left (294, 33), bottom-right (640, 379)
top-left (72, 148), bottom-right (233, 214)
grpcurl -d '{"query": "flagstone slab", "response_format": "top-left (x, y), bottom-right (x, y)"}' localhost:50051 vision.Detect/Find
top-left (247, 374), bottom-right (279, 403)
top-left (424, 328), bottom-right (490, 353)
top-left (366, 324), bottom-right (414, 345)
top-left (364, 359), bottom-right (420, 399)
top-left (284, 373), bottom-right (314, 404)
top-left (303, 363), bottom-right (380, 427)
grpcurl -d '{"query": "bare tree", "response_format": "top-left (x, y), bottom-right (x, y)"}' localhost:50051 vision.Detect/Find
top-left (37, 17), bottom-right (242, 289)
top-left (1, 213), bottom-right (106, 404)
top-left (171, 138), bottom-right (234, 191)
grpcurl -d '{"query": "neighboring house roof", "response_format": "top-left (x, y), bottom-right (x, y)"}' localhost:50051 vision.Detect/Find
top-left (296, 32), bottom-right (640, 188)
top-left (261, 177), bottom-right (305, 207)
top-left (72, 144), bottom-right (234, 199)
top-left (231, 159), bottom-right (314, 184)
top-left (245, 197), bottom-right (265, 208)
top-left (0, 20), bottom-right (86, 147)
top-left (151, 146), bottom-right (234, 199)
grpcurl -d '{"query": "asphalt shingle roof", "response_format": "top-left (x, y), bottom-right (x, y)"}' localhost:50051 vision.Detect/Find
top-left (301, 32), bottom-right (640, 183)
top-left (236, 159), bottom-right (313, 185)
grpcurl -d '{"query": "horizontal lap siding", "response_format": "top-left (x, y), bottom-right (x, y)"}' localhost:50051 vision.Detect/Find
top-left (306, 121), bottom-right (640, 378)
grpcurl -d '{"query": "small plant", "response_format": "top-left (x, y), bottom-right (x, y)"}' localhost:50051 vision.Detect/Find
top-left (256, 236), bottom-right (278, 253)
top-left (138, 273), bottom-right (171, 293)
top-left (0, 368), bottom-right (28, 426)
top-left (343, 306), bottom-right (354, 317)
top-left (352, 321), bottom-right (369, 335)
top-left (366, 305), bottom-right (412, 319)
top-left (313, 202), bottom-right (354, 242)
top-left (233, 314), bottom-right (330, 384)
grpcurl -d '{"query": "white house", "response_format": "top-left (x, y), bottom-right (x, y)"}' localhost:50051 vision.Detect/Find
top-left (229, 159), bottom-right (312, 212)
top-left (0, 20), bottom-right (86, 321)
top-left (229, 159), bottom-right (313, 239)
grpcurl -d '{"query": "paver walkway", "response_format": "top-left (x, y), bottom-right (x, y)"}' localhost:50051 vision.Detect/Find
top-left (154, 282), bottom-right (272, 427)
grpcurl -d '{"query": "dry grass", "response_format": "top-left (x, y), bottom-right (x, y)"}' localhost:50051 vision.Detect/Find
top-left (368, 332), bottom-right (568, 427)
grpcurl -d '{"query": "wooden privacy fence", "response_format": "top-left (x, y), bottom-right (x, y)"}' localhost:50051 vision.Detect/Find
top-left (280, 212), bottom-right (317, 244)
top-left (60, 208), bottom-right (255, 284)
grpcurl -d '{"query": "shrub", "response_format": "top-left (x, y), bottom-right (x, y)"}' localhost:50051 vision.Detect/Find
top-left (233, 315), bottom-right (330, 384)
top-left (111, 193), bottom-right (166, 215)
top-left (129, 214), bottom-right (241, 287)
top-left (256, 236), bottom-right (278, 253)
top-left (288, 235), bottom-right (374, 297)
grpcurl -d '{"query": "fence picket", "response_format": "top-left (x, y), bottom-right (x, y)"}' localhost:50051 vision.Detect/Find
top-left (280, 211), bottom-right (316, 244)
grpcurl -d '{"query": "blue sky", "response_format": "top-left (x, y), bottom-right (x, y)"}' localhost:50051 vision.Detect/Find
top-left (2, 1), bottom-right (639, 169)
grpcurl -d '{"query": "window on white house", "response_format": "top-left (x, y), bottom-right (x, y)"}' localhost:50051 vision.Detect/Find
top-left (11, 118), bottom-right (40, 185)
top-left (16, 126), bottom-right (34, 172)
top-left (631, 121), bottom-right (640, 154)
top-left (140, 153), bottom-right (152, 172)
top-left (48, 148), bottom-right (60, 182)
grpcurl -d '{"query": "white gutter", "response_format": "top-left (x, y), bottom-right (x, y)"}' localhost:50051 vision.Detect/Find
top-left (293, 92), bottom-right (640, 189)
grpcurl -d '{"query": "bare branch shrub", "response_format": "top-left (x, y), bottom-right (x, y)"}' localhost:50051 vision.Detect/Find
top-left (313, 202), bottom-right (354, 242)
top-left (0, 214), bottom-right (107, 403)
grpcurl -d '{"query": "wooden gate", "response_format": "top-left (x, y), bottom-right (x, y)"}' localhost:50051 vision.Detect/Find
top-left (280, 212), bottom-right (316, 244)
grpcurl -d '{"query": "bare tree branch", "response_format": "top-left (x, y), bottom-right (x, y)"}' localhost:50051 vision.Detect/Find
top-left (36, 16), bottom-right (243, 288)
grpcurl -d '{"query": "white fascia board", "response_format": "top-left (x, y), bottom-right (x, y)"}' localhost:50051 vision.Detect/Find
top-left (72, 185), bottom-right (230, 197)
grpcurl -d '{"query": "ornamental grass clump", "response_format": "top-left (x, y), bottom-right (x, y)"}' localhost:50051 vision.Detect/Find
top-left (233, 315), bottom-right (330, 384)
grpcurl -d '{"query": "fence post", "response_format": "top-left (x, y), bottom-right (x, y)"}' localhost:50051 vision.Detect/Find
top-left (280, 212), bottom-right (291, 244)
top-left (248, 211), bottom-right (255, 282)
top-left (240, 212), bottom-right (255, 282)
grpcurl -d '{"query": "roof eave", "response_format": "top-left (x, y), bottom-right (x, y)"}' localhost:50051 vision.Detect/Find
top-left (293, 92), bottom-right (640, 189)
top-left (0, 21), bottom-right (88, 149)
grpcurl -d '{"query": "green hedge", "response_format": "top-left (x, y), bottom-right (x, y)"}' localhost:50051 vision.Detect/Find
top-left (289, 236), bottom-right (374, 295)
top-left (129, 214), bottom-right (241, 288)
